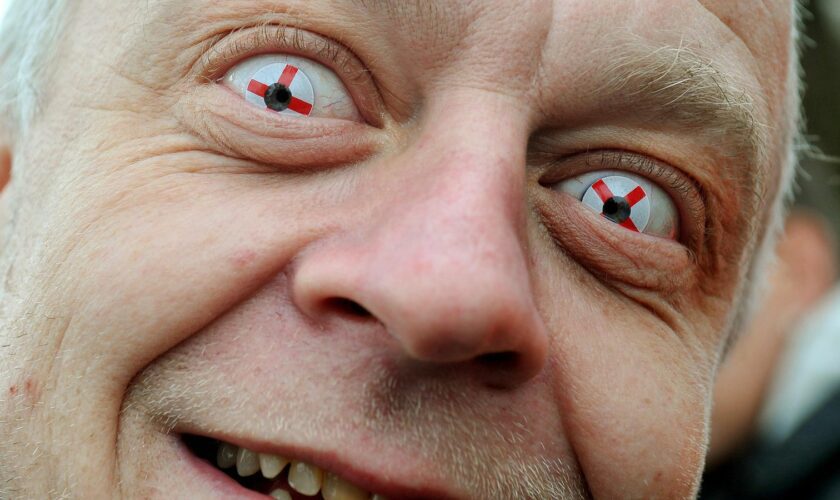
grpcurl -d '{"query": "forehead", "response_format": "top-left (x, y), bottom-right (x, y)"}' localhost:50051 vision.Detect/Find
top-left (78, 0), bottom-right (792, 92)
top-left (121, 0), bottom-right (792, 66)
top-left (123, 0), bottom-right (791, 109)
top-left (697, 0), bottom-right (794, 113)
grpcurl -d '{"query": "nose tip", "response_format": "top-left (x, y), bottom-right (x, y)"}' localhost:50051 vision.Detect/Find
top-left (291, 239), bottom-right (549, 388)
top-left (372, 282), bottom-right (549, 384)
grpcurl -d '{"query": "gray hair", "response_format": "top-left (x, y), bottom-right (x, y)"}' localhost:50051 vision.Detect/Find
top-left (0, 0), bottom-right (68, 140)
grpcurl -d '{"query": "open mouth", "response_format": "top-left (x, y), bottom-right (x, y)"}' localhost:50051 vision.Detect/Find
top-left (184, 434), bottom-right (387, 499)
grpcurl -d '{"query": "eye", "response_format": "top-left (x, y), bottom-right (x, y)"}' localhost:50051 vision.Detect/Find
top-left (552, 170), bottom-right (679, 239)
top-left (223, 54), bottom-right (363, 122)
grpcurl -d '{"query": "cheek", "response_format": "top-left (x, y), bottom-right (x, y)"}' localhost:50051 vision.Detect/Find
top-left (557, 315), bottom-right (710, 497)
top-left (27, 157), bottom-right (336, 394)
top-left (533, 249), bottom-right (712, 497)
top-left (560, 346), bottom-right (708, 498)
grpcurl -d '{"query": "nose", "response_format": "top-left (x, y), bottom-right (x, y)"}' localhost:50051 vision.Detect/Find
top-left (291, 100), bottom-right (548, 387)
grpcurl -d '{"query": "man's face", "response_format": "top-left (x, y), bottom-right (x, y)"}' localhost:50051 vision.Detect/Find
top-left (0, 0), bottom-right (793, 498)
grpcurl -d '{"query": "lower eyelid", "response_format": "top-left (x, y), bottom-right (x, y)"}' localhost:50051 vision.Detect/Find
top-left (536, 191), bottom-right (697, 292)
top-left (176, 85), bottom-right (379, 169)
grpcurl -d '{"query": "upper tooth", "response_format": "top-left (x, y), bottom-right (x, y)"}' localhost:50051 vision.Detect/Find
top-left (260, 453), bottom-right (289, 479)
top-left (236, 448), bottom-right (260, 477)
top-left (288, 461), bottom-right (324, 496)
top-left (216, 443), bottom-right (237, 469)
top-left (270, 490), bottom-right (293, 500)
top-left (322, 472), bottom-right (369, 500)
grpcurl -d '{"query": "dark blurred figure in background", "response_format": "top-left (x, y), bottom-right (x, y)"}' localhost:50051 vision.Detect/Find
top-left (703, 211), bottom-right (838, 499)
top-left (702, 1), bottom-right (840, 498)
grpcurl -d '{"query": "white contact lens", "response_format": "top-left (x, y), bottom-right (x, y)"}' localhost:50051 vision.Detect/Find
top-left (552, 169), bottom-right (679, 239)
top-left (223, 54), bottom-right (362, 121)
top-left (244, 62), bottom-right (315, 116)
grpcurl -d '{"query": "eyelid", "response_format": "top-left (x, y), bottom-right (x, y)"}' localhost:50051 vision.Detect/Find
top-left (193, 24), bottom-right (385, 126)
top-left (538, 150), bottom-right (706, 251)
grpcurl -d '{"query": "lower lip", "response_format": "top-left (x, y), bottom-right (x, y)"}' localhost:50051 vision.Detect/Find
top-left (174, 435), bottom-right (268, 499)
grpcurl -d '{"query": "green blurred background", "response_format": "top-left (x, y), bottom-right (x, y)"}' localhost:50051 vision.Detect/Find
top-left (799, 0), bottom-right (840, 240)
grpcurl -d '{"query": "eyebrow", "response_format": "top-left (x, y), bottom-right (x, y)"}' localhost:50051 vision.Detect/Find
top-left (592, 37), bottom-right (767, 166)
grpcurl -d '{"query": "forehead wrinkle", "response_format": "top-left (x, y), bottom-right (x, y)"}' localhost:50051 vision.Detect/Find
top-left (348, 0), bottom-right (464, 44)
top-left (347, 0), bottom-right (550, 100)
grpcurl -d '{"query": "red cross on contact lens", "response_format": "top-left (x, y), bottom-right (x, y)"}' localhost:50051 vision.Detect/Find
top-left (246, 64), bottom-right (314, 116)
top-left (584, 176), bottom-right (650, 232)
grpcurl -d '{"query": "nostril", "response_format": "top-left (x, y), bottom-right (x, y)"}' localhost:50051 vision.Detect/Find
top-left (475, 351), bottom-right (522, 373)
top-left (323, 297), bottom-right (372, 319)
top-left (477, 351), bottom-right (519, 368)
top-left (476, 351), bottom-right (529, 389)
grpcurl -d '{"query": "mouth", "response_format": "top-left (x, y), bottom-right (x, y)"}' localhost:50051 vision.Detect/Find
top-left (183, 434), bottom-right (393, 500)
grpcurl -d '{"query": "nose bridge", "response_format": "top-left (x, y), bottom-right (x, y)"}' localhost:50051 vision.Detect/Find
top-left (374, 93), bottom-right (531, 303)
top-left (389, 151), bottom-right (519, 264)
top-left (396, 90), bottom-right (531, 233)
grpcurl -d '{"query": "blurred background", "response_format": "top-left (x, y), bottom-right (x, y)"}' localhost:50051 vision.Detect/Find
top-left (703, 3), bottom-right (840, 498)
top-left (0, 0), bottom-right (838, 498)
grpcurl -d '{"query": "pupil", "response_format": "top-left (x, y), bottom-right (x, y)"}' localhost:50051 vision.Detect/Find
top-left (264, 83), bottom-right (292, 111)
top-left (602, 196), bottom-right (632, 223)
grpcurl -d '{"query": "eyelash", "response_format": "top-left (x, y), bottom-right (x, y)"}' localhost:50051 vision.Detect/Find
top-left (541, 150), bottom-right (706, 249)
top-left (199, 26), bottom-right (339, 78)
top-left (587, 151), bottom-right (698, 200)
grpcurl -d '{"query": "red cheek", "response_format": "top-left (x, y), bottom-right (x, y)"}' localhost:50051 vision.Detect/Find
top-left (24, 377), bottom-right (41, 402)
top-left (8, 377), bottom-right (41, 407)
